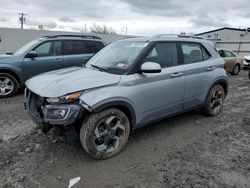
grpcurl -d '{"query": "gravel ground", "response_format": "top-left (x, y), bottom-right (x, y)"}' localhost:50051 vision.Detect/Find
top-left (0, 70), bottom-right (249, 188)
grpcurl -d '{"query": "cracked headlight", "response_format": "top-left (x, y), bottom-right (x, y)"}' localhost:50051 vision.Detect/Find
top-left (46, 91), bottom-right (83, 104)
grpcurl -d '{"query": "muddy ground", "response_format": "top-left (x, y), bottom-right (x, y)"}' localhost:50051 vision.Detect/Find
top-left (0, 70), bottom-right (250, 188)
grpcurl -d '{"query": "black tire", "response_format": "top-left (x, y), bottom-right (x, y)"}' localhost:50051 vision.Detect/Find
top-left (231, 64), bottom-right (240, 75)
top-left (203, 85), bottom-right (225, 116)
top-left (0, 73), bottom-right (19, 98)
top-left (80, 108), bottom-right (130, 159)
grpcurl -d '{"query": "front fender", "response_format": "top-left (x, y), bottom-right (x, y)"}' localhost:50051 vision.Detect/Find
top-left (0, 63), bottom-right (23, 84)
top-left (79, 89), bottom-right (137, 127)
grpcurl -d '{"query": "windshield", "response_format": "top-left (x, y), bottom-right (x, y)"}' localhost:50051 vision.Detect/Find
top-left (86, 40), bottom-right (148, 75)
top-left (14, 39), bottom-right (40, 55)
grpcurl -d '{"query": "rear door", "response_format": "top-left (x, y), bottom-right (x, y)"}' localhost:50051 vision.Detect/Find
top-left (180, 42), bottom-right (213, 109)
top-left (62, 40), bottom-right (104, 68)
top-left (23, 40), bottom-right (63, 80)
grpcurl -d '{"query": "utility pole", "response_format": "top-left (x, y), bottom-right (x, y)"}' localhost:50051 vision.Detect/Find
top-left (19, 12), bottom-right (27, 29)
top-left (84, 24), bottom-right (87, 33)
top-left (121, 26), bottom-right (128, 35)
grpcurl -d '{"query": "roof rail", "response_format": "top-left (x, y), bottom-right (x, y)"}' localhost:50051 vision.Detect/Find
top-left (152, 34), bottom-right (204, 40)
top-left (43, 35), bottom-right (102, 40)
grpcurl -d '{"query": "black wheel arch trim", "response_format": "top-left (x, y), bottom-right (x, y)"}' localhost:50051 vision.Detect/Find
top-left (211, 77), bottom-right (228, 96)
top-left (93, 101), bottom-right (136, 130)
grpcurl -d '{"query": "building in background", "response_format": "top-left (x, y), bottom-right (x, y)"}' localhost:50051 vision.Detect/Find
top-left (0, 27), bottom-right (124, 54)
top-left (196, 27), bottom-right (250, 57)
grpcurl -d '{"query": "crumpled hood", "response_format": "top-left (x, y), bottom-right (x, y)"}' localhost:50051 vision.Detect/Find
top-left (25, 67), bottom-right (121, 97)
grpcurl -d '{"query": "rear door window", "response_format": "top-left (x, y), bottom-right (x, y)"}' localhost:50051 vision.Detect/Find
top-left (181, 43), bottom-right (211, 64)
top-left (62, 40), bottom-right (87, 55)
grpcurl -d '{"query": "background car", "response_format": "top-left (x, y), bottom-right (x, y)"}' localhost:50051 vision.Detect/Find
top-left (0, 35), bottom-right (106, 97)
top-left (243, 55), bottom-right (250, 69)
top-left (217, 48), bottom-right (243, 75)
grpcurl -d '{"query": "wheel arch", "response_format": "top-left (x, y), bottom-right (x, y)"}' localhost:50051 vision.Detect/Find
top-left (210, 78), bottom-right (228, 96)
top-left (0, 69), bottom-right (22, 86)
top-left (93, 101), bottom-right (136, 131)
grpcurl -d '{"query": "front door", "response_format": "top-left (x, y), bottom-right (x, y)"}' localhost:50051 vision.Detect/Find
top-left (133, 42), bottom-right (185, 124)
top-left (23, 40), bottom-right (64, 81)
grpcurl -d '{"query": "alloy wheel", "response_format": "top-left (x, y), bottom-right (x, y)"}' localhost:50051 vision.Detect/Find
top-left (0, 77), bottom-right (14, 96)
top-left (210, 89), bottom-right (223, 114)
top-left (93, 115), bottom-right (126, 153)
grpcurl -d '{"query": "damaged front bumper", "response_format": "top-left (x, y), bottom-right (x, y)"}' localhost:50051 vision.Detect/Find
top-left (25, 89), bottom-right (88, 133)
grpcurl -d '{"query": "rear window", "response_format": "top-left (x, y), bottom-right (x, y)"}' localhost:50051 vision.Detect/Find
top-left (181, 43), bottom-right (211, 64)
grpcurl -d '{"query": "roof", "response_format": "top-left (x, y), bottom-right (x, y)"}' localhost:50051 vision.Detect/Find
top-left (119, 35), bottom-right (214, 46)
top-left (196, 27), bottom-right (250, 36)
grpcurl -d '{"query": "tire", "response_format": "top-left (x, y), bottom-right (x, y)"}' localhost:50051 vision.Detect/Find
top-left (80, 108), bottom-right (130, 159)
top-left (203, 85), bottom-right (225, 116)
top-left (231, 64), bottom-right (240, 75)
top-left (0, 73), bottom-right (19, 98)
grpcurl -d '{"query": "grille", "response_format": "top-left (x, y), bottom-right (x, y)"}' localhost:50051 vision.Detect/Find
top-left (27, 89), bottom-right (45, 118)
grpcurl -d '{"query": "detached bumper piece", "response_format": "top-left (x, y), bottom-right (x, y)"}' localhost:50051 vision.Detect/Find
top-left (25, 89), bottom-right (86, 133)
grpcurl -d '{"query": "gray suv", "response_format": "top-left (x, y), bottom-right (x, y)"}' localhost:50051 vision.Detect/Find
top-left (25, 35), bottom-right (228, 159)
top-left (0, 35), bottom-right (106, 97)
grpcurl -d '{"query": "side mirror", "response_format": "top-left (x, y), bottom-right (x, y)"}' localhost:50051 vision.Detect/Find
top-left (27, 51), bottom-right (38, 58)
top-left (140, 62), bottom-right (161, 73)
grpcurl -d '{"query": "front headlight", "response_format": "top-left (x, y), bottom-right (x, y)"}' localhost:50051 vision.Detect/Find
top-left (46, 91), bottom-right (83, 104)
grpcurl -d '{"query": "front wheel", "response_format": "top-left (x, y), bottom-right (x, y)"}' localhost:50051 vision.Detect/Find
top-left (80, 108), bottom-right (130, 159)
top-left (203, 85), bottom-right (225, 116)
top-left (0, 73), bottom-right (19, 98)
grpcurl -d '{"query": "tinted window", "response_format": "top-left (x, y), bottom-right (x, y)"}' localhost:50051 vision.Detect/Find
top-left (62, 40), bottom-right (87, 55)
top-left (145, 42), bottom-right (178, 68)
top-left (85, 41), bottom-right (104, 53)
top-left (181, 43), bottom-right (211, 64)
top-left (224, 50), bottom-right (236, 57)
top-left (218, 50), bottom-right (224, 57)
top-left (33, 41), bottom-right (61, 57)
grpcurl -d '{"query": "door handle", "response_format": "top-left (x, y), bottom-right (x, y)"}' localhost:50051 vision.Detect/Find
top-left (170, 72), bottom-right (183, 78)
top-left (53, 58), bottom-right (62, 62)
top-left (207, 67), bottom-right (216, 71)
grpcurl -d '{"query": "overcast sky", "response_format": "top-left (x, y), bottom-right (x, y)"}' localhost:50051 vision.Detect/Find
top-left (0, 0), bottom-right (249, 35)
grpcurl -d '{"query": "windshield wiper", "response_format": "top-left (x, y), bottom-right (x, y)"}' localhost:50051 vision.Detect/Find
top-left (90, 64), bottom-right (108, 73)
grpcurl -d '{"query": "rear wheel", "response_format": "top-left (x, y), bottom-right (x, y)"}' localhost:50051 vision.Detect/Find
top-left (80, 108), bottom-right (130, 159)
top-left (203, 85), bottom-right (225, 116)
top-left (0, 73), bottom-right (18, 98)
top-left (231, 64), bottom-right (240, 75)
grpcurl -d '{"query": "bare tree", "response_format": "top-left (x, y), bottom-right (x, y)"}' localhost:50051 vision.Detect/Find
top-left (90, 23), bottom-right (117, 34)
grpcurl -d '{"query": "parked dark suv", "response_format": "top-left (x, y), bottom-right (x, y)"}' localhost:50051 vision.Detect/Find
top-left (0, 35), bottom-right (106, 97)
